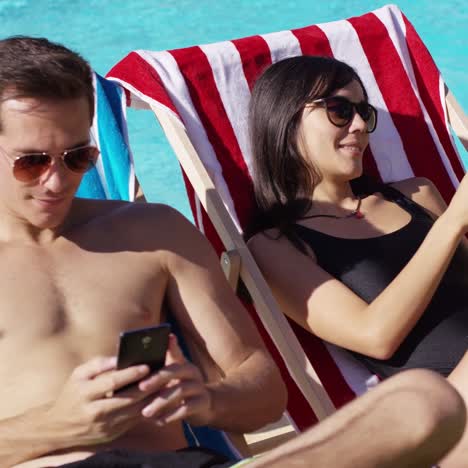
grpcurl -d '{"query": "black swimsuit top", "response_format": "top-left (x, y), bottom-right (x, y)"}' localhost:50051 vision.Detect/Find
top-left (291, 187), bottom-right (468, 378)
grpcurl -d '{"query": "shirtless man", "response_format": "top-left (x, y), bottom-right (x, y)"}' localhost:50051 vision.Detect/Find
top-left (0, 36), bottom-right (465, 468)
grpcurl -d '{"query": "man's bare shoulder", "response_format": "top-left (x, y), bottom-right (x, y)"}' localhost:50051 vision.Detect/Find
top-left (70, 197), bottom-right (129, 222)
top-left (70, 198), bottom-right (200, 252)
top-left (72, 198), bottom-right (186, 226)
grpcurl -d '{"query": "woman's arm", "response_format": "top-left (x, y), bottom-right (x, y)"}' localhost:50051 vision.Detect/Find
top-left (249, 174), bottom-right (468, 360)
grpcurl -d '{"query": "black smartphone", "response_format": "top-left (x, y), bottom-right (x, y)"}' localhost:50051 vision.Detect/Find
top-left (117, 323), bottom-right (171, 373)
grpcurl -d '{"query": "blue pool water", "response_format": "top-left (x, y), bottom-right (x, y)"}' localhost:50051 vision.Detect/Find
top-left (2, 0), bottom-right (467, 220)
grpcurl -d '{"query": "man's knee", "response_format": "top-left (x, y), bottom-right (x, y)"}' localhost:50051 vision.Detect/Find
top-left (389, 369), bottom-right (465, 414)
top-left (381, 369), bottom-right (466, 448)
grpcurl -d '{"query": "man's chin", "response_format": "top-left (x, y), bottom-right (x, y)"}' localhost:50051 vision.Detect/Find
top-left (28, 213), bottom-right (68, 230)
top-left (26, 199), bottom-right (73, 229)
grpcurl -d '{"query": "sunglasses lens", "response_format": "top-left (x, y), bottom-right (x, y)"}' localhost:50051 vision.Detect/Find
top-left (367, 106), bottom-right (377, 133)
top-left (13, 154), bottom-right (51, 182)
top-left (63, 146), bottom-right (99, 173)
top-left (325, 98), bottom-right (354, 127)
top-left (324, 98), bottom-right (377, 133)
top-left (358, 103), bottom-right (377, 133)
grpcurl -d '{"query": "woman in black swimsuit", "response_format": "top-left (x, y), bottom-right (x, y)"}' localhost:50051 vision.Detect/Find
top-left (247, 56), bottom-right (468, 467)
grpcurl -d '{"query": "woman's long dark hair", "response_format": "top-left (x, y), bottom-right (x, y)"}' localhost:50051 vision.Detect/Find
top-left (247, 56), bottom-right (374, 252)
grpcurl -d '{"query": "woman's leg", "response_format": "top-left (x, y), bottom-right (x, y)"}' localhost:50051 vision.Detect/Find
top-left (248, 369), bottom-right (465, 468)
top-left (440, 351), bottom-right (468, 467)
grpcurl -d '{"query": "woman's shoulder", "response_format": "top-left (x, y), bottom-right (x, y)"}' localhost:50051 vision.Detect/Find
top-left (389, 177), bottom-right (447, 217)
top-left (248, 228), bottom-right (284, 252)
top-left (389, 176), bottom-right (438, 196)
top-left (248, 227), bottom-right (317, 261)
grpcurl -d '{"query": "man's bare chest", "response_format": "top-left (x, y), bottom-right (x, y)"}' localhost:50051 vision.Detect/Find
top-left (0, 243), bottom-right (167, 343)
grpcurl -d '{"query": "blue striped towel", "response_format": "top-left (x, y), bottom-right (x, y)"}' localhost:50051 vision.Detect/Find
top-left (76, 73), bottom-right (135, 201)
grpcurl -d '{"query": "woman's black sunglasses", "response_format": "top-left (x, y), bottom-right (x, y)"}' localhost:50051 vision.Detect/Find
top-left (312, 96), bottom-right (378, 133)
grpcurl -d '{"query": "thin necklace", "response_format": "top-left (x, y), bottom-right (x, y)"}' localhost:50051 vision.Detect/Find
top-left (302, 196), bottom-right (364, 220)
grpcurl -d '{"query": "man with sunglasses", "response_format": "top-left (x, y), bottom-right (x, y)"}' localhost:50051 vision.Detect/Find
top-left (0, 37), bottom-right (464, 468)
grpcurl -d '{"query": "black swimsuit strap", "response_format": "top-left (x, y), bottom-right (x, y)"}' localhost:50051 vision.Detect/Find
top-left (299, 184), bottom-right (430, 223)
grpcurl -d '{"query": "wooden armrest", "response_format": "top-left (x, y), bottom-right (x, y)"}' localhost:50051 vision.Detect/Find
top-left (244, 413), bottom-right (298, 456)
top-left (221, 250), bottom-right (241, 290)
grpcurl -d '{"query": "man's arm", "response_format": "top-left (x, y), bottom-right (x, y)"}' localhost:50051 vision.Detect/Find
top-left (0, 403), bottom-right (66, 467)
top-left (153, 205), bottom-right (287, 433)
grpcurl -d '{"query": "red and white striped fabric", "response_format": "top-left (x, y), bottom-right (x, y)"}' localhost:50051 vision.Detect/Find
top-left (107, 4), bottom-right (465, 430)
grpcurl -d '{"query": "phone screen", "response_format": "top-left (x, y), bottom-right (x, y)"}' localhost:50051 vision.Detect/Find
top-left (117, 323), bottom-right (171, 373)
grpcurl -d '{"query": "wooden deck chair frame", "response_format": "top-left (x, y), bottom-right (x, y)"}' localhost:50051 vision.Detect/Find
top-left (150, 103), bottom-right (338, 422)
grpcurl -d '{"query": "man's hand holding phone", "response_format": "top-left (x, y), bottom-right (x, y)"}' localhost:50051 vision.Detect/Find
top-left (45, 324), bottom-right (172, 448)
top-left (116, 323), bottom-right (212, 426)
top-left (46, 324), bottom-right (211, 450)
top-left (137, 334), bottom-right (213, 427)
top-left (46, 356), bottom-right (154, 448)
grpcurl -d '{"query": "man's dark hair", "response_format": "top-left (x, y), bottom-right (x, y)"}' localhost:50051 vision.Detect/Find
top-left (0, 36), bottom-right (94, 128)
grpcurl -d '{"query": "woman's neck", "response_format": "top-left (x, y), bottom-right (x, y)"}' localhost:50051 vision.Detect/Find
top-left (312, 181), bottom-right (356, 206)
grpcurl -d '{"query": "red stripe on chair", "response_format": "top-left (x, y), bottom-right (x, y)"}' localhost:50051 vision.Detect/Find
top-left (122, 87), bottom-right (132, 108)
top-left (349, 13), bottom-right (454, 193)
top-left (181, 175), bottom-right (226, 260)
top-left (232, 35), bottom-right (272, 91)
top-left (403, 14), bottom-right (463, 201)
top-left (169, 46), bottom-right (255, 229)
top-left (107, 52), bottom-right (180, 119)
top-left (292, 24), bottom-right (334, 57)
top-left (180, 171), bottom-right (226, 256)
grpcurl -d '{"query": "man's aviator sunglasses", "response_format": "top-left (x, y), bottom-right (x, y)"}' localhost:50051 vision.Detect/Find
top-left (312, 96), bottom-right (378, 133)
top-left (1, 144), bottom-right (99, 182)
